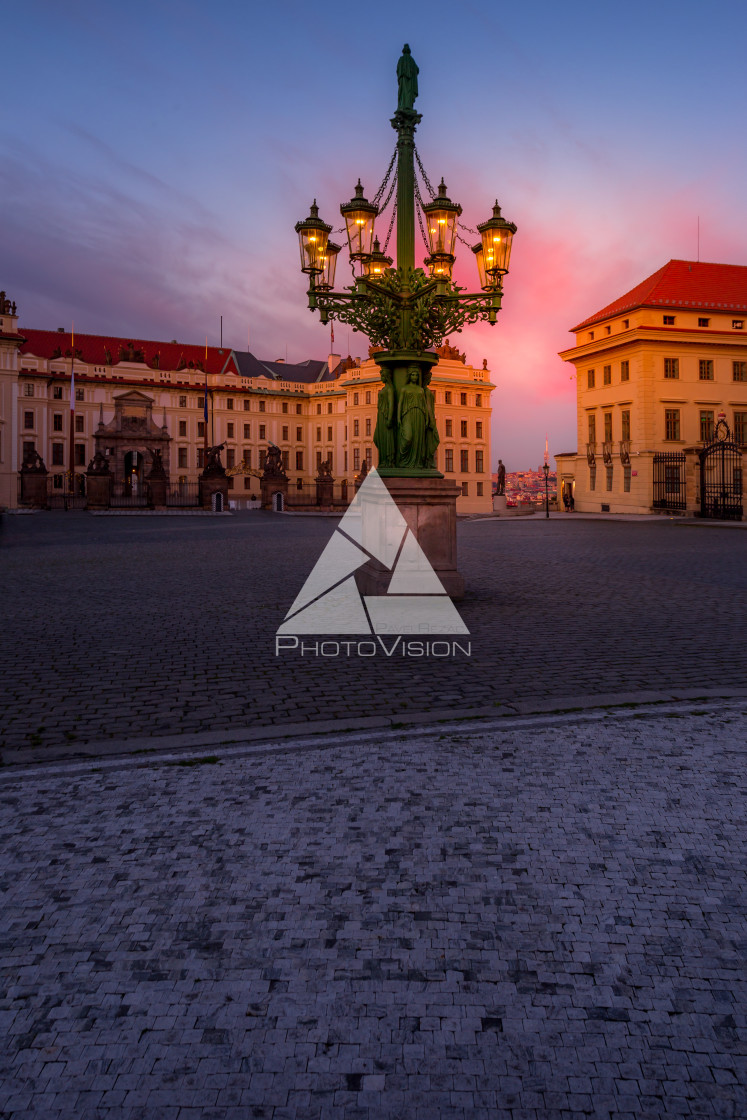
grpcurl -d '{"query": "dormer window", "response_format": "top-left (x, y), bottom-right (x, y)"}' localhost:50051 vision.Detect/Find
top-left (588, 331), bottom-right (595, 341)
top-left (733, 320), bottom-right (744, 330)
top-left (698, 318), bottom-right (710, 327)
top-left (663, 315), bottom-right (675, 325)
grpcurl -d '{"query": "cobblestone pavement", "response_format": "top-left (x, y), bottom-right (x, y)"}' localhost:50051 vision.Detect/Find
top-left (1, 703), bottom-right (746, 1118)
top-left (1, 512), bottom-right (746, 759)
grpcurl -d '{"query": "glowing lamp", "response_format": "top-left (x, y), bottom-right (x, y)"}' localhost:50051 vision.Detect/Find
top-left (315, 241), bottom-right (341, 290)
top-left (477, 201), bottom-right (516, 279)
top-left (422, 178), bottom-right (462, 257)
top-left (340, 179), bottom-right (378, 262)
top-left (424, 252), bottom-right (455, 280)
top-left (362, 237), bottom-right (393, 279)
top-left (472, 242), bottom-right (499, 291)
top-left (294, 200), bottom-right (332, 274)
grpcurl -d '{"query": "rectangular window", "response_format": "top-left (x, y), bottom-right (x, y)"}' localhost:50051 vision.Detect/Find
top-left (589, 465), bottom-right (596, 491)
top-left (316, 403), bottom-right (322, 415)
top-left (52, 443), bottom-right (64, 465)
top-left (74, 443), bottom-right (86, 466)
top-left (460, 449), bottom-right (469, 473)
top-left (353, 448), bottom-right (360, 470)
top-left (23, 383), bottom-right (34, 397)
top-left (621, 409), bottom-right (631, 442)
top-left (282, 425), bottom-right (289, 441)
top-left (327, 402), bottom-right (332, 414)
top-left (700, 410), bottom-right (714, 442)
top-left (444, 391), bottom-right (452, 404)
top-left (226, 398), bottom-right (234, 410)
top-left (226, 449), bottom-right (235, 468)
top-left (328, 426), bottom-right (333, 441)
top-left (296, 450), bottom-right (303, 470)
top-left (316, 426), bottom-right (322, 441)
top-left (588, 414), bottom-right (596, 444)
top-left (476, 421), bottom-right (483, 438)
top-left (733, 361), bottom-right (746, 382)
top-left (665, 409), bottom-right (681, 440)
top-left (445, 449), bottom-right (454, 472)
top-left (259, 424), bottom-right (266, 440)
top-left (198, 396), bottom-right (205, 409)
top-left (23, 410), bottom-right (34, 429)
top-left (76, 388), bottom-right (84, 401)
top-left (698, 318), bottom-right (710, 327)
top-left (53, 413), bottom-right (63, 431)
top-left (259, 400), bottom-right (266, 412)
top-left (178, 447), bottom-right (188, 468)
top-left (365, 391), bottom-right (371, 405)
top-left (244, 399), bottom-right (251, 411)
top-left (243, 449), bottom-right (252, 468)
top-left (664, 358), bottom-right (679, 379)
top-left (476, 482), bottom-right (483, 496)
top-left (460, 392), bottom-right (467, 406)
top-left (353, 392), bottom-right (359, 406)
top-left (445, 419), bottom-right (453, 437)
top-left (22, 440), bottom-right (35, 459)
top-left (179, 420), bottom-right (187, 437)
top-left (621, 360), bottom-right (629, 381)
top-left (225, 422), bottom-right (233, 438)
top-left (734, 412), bottom-right (747, 444)
top-left (179, 395), bottom-right (187, 407)
top-left (282, 402), bottom-right (288, 414)
top-left (699, 359), bottom-right (714, 380)
top-left (282, 450), bottom-right (289, 469)
top-left (606, 465), bottom-right (613, 491)
top-left (622, 319), bottom-right (629, 329)
top-left (197, 448), bottom-right (205, 469)
top-left (226, 476), bottom-right (234, 490)
top-left (603, 365), bottom-right (611, 385)
top-left (733, 320), bottom-right (744, 329)
top-left (296, 403), bottom-right (302, 414)
top-left (604, 413), bottom-right (613, 442)
top-left (475, 450), bottom-right (484, 473)
top-left (353, 419), bottom-right (359, 436)
top-left (244, 423), bottom-right (251, 438)
top-left (587, 369), bottom-right (595, 389)
top-left (259, 450), bottom-right (266, 469)
top-left (476, 394), bottom-right (482, 406)
top-left (296, 426), bottom-right (302, 441)
top-left (244, 477), bottom-right (252, 490)
top-left (198, 421), bottom-right (205, 438)
top-left (663, 315), bottom-right (675, 325)
top-left (462, 482), bottom-right (469, 496)
top-left (53, 386), bottom-right (63, 399)
top-left (624, 465), bottom-right (631, 492)
top-left (460, 420), bottom-right (468, 437)
top-left (52, 474), bottom-right (63, 489)
top-left (75, 415), bottom-right (84, 433)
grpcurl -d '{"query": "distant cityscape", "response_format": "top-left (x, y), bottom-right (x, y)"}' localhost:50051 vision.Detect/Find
top-left (492, 468), bottom-right (558, 505)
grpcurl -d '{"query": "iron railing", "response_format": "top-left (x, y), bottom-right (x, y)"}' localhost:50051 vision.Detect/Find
top-left (653, 451), bottom-right (687, 511)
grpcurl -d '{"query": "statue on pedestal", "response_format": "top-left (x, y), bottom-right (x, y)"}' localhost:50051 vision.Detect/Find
top-left (373, 369), bottom-right (396, 467)
top-left (496, 459), bottom-right (506, 495)
top-left (397, 44), bottom-right (419, 111)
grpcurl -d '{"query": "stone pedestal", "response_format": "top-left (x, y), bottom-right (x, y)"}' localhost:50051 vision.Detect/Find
top-left (148, 477), bottom-right (167, 509)
top-left (357, 475), bottom-right (464, 599)
top-left (85, 472), bottom-right (111, 509)
top-left (200, 475), bottom-right (229, 511)
top-left (316, 477), bottom-right (334, 509)
top-left (492, 494), bottom-right (507, 513)
top-left (19, 469), bottom-right (48, 508)
top-left (261, 476), bottom-right (288, 511)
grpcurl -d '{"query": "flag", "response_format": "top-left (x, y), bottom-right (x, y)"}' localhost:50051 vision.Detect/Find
top-left (331, 322), bottom-right (335, 348)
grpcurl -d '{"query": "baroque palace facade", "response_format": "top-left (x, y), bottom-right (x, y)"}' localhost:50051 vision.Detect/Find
top-left (0, 294), bottom-right (495, 513)
top-left (556, 261), bottom-right (747, 515)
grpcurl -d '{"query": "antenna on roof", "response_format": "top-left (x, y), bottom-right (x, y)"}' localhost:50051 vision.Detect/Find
top-left (220, 315), bottom-right (223, 349)
top-left (697, 216), bottom-right (700, 263)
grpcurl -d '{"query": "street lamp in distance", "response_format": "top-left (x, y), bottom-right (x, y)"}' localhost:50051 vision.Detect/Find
top-left (543, 460), bottom-right (550, 519)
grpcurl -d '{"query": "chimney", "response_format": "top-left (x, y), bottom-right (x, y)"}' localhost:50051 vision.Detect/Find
top-left (327, 353), bottom-right (342, 374)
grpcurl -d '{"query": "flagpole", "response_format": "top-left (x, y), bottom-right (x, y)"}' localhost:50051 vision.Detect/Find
top-left (203, 338), bottom-right (209, 467)
top-left (68, 323), bottom-right (75, 497)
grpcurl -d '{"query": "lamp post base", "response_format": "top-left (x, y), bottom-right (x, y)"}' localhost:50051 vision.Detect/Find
top-left (356, 474), bottom-right (464, 599)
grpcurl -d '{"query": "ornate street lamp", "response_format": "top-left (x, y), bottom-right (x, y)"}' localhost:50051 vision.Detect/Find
top-left (543, 460), bottom-right (550, 519)
top-left (294, 45), bottom-right (516, 477)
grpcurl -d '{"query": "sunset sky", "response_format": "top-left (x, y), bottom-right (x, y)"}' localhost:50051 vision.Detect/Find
top-left (4, 0), bottom-right (747, 469)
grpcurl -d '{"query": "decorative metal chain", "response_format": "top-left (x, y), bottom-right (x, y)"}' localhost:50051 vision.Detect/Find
top-left (377, 167), bottom-right (398, 217)
top-left (456, 231), bottom-right (474, 250)
top-left (458, 220), bottom-right (478, 235)
top-left (383, 195), bottom-right (398, 253)
top-left (414, 145), bottom-right (436, 199)
top-left (413, 180), bottom-right (432, 254)
top-left (372, 146), bottom-right (398, 207)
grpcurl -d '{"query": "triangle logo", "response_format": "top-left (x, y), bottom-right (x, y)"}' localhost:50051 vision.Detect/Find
top-left (277, 467), bottom-right (468, 636)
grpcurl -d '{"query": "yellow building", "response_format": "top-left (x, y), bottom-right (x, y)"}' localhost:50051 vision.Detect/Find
top-left (0, 296), bottom-right (494, 513)
top-left (556, 260), bottom-right (747, 517)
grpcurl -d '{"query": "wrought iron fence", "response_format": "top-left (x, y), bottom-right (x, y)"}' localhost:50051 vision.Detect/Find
top-left (46, 474), bottom-right (87, 510)
top-left (166, 482), bottom-right (201, 507)
top-left (110, 479), bottom-right (150, 508)
top-left (699, 423), bottom-right (743, 520)
top-left (652, 451), bottom-right (687, 511)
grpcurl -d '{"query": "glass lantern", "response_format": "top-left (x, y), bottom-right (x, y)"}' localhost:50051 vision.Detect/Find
top-left (477, 201), bottom-right (517, 279)
top-left (472, 242), bottom-right (498, 291)
top-left (316, 242), bottom-right (341, 290)
top-left (294, 200), bottom-right (332, 274)
top-left (340, 180), bottom-right (378, 262)
top-left (422, 178), bottom-right (462, 257)
top-left (361, 237), bottom-right (392, 279)
top-left (424, 253), bottom-right (455, 280)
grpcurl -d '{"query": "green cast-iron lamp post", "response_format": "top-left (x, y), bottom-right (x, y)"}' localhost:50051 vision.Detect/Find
top-left (294, 44), bottom-right (516, 477)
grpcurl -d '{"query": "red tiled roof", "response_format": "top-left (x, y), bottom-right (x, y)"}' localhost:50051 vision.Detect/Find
top-left (572, 260), bottom-right (747, 331)
top-left (18, 328), bottom-right (235, 376)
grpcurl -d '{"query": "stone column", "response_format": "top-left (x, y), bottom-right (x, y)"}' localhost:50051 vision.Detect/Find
top-left (19, 455), bottom-right (48, 509)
